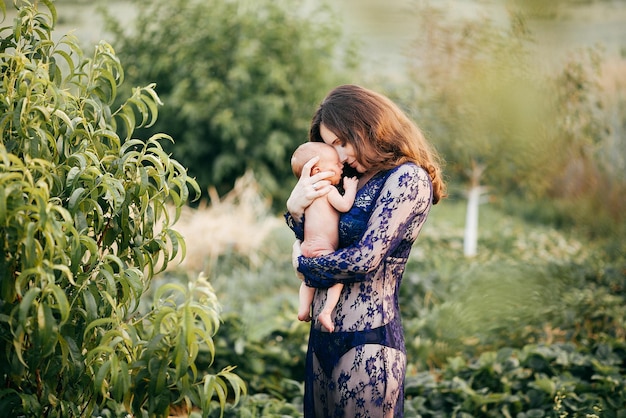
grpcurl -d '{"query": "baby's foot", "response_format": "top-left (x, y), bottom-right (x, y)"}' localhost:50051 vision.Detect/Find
top-left (298, 310), bottom-right (312, 322)
top-left (318, 312), bottom-right (335, 332)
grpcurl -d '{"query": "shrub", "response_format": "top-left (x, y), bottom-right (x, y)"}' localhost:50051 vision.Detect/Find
top-left (405, 343), bottom-right (626, 417)
top-left (102, 0), bottom-right (358, 209)
top-left (0, 2), bottom-right (243, 416)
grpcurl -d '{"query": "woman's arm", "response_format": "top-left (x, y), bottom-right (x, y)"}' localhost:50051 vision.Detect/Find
top-left (298, 164), bottom-right (432, 288)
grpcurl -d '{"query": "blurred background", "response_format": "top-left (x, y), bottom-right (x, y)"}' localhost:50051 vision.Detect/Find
top-left (11, 0), bottom-right (625, 414)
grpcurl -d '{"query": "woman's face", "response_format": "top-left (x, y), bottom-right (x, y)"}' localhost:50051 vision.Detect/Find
top-left (320, 123), bottom-right (366, 174)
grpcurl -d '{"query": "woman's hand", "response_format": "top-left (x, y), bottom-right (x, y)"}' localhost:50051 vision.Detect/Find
top-left (292, 239), bottom-right (304, 281)
top-left (286, 156), bottom-right (333, 221)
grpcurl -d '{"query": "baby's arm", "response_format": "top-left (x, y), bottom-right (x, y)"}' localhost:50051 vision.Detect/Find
top-left (327, 176), bottom-right (358, 212)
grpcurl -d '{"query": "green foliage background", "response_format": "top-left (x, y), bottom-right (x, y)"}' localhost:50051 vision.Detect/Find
top-left (103, 0), bottom-right (358, 208)
top-left (394, 4), bottom-right (625, 236)
top-left (0, 1), bottom-right (244, 416)
top-left (195, 199), bottom-right (626, 417)
top-left (1, 0), bottom-right (625, 416)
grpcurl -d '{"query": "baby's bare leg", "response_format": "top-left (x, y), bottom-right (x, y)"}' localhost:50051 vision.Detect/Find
top-left (298, 282), bottom-right (314, 322)
top-left (317, 283), bottom-right (343, 332)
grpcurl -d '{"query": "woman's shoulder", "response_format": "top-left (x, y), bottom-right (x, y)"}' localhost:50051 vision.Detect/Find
top-left (387, 163), bottom-right (433, 204)
top-left (389, 162), bottom-right (429, 180)
top-left (365, 163), bottom-right (429, 192)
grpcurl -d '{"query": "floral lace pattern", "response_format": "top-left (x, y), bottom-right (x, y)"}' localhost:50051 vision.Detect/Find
top-left (286, 163), bottom-right (433, 417)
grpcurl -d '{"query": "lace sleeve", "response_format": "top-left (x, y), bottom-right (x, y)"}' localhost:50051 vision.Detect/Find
top-left (284, 212), bottom-right (304, 241)
top-left (298, 164), bottom-right (432, 288)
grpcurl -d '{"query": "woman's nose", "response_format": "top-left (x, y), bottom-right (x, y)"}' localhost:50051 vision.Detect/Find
top-left (335, 147), bottom-right (346, 162)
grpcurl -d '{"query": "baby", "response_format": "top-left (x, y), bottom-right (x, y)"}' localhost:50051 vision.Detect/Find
top-left (291, 142), bottom-right (358, 332)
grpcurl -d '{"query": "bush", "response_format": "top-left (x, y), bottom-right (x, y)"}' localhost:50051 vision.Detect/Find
top-left (405, 342), bottom-right (626, 417)
top-left (102, 0), bottom-right (358, 209)
top-left (0, 2), bottom-right (243, 416)
top-left (155, 182), bottom-right (625, 416)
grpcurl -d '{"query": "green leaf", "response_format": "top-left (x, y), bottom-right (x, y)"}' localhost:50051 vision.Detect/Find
top-left (220, 367), bottom-right (247, 405)
top-left (531, 374), bottom-right (556, 396)
top-left (68, 187), bottom-right (85, 212)
top-left (45, 283), bottom-right (70, 324)
top-left (1, 2), bottom-right (230, 415)
top-left (94, 359), bottom-right (112, 396)
top-left (83, 317), bottom-right (116, 342)
top-left (37, 302), bottom-right (58, 356)
top-left (82, 287), bottom-right (98, 323)
top-left (0, 186), bottom-right (6, 225)
top-left (18, 287), bottom-right (41, 327)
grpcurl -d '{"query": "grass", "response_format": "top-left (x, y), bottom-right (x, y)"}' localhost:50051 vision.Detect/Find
top-left (163, 176), bottom-right (616, 358)
top-left (165, 171), bottom-right (284, 275)
top-left (155, 173), bottom-right (625, 415)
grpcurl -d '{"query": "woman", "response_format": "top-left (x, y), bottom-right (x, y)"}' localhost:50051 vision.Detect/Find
top-left (286, 84), bottom-right (446, 417)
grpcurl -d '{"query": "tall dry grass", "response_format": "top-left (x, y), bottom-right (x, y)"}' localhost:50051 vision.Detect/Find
top-left (165, 170), bottom-right (283, 274)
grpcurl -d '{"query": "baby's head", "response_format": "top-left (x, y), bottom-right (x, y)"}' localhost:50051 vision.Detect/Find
top-left (291, 142), bottom-right (343, 185)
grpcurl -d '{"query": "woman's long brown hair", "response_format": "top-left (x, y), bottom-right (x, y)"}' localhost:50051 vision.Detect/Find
top-left (309, 84), bottom-right (446, 204)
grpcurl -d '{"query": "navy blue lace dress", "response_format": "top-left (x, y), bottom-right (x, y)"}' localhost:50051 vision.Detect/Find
top-left (286, 162), bottom-right (433, 418)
